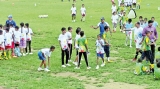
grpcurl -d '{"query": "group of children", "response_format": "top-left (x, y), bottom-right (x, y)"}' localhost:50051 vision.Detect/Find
top-left (0, 22), bottom-right (33, 60)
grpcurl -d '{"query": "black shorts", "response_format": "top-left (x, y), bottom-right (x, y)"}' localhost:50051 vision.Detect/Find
top-left (76, 50), bottom-right (78, 56)
top-left (15, 43), bottom-right (19, 47)
top-left (133, 3), bottom-right (136, 5)
top-left (72, 14), bottom-right (76, 17)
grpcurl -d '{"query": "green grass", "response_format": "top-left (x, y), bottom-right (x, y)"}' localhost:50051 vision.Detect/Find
top-left (0, 0), bottom-right (160, 89)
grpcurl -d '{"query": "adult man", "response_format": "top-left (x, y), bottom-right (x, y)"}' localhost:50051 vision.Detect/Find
top-left (140, 20), bottom-right (158, 60)
top-left (71, 4), bottom-right (77, 22)
top-left (6, 15), bottom-right (16, 27)
top-left (91, 17), bottom-right (111, 37)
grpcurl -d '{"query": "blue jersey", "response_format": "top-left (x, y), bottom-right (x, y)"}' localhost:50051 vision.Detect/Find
top-left (125, 22), bottom-right (133, 30)
top-left (6, 20), bottom-right (16, 27)
top-left (97, 22), bottom-right (109, 35)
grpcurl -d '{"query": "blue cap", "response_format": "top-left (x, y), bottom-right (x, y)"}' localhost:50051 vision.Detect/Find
top-left (101, 17), bottom-right (105, 20)
top-left (8, 15), bottom-right (12, 18)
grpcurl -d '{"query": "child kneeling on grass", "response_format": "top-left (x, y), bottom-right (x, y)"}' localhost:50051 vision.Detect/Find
top-left (134, 58), bottom-right (148, 75)
top-left (96, 34), bottom-right (105, 69)
top-left (38, 46), bottom-right (55, 72)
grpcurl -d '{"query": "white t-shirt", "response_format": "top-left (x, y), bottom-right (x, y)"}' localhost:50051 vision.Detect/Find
top-left (111, 5), bottom-right (117, 13)
top-left (58, 34), bottom-right (68, 50)
top-left (80, 7), bottom-right (86, 14)
top-left (13, 30), bottom-right (21, 44)
top-left (26, 28), bottom-right (33, 41)
top-left (133, 0), bottom-right (136, 3)
top-left (96, 39), bottom-right (105, 54)
top-left (41, 48), bottom-right (51, 57)
top-left (4, 32), bottom-right (12, 46)
top-left (75, 34), bottom-right (80, 48)
top-left (111, 15), bottom-right (119, 23)
top-left (71, 7), bottom-right (76, 14)
top-left (0, 35), bottom-right (4, 48)
top-left (9, 27), bottom-right (15, 34)
top-left (66, 32), bottom-right (72, 44)
top-left (131, 27), bottom-right (143, 43)
top-left (19, 27), bottom-right (27, 40)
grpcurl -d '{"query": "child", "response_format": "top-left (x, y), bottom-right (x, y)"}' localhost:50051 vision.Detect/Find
top-left (71, 4), bottom-right (76, 22)
top-left (25, 23), bottom-right (33, 54)
top-left (9, 24), bottom-right (15, 57)
top-left (111, 3), bottom-right (117, 14)
top-left (19, 22), bottom-right (27, 56)
top-left (58, 27), bottom-right (71, 68)
top-left (121, 11), bottom-right (128, 33)
top-left (73, 27), bottom-right (81, 66)
top-left (80, 4), bottom-right (86, 22)
top-left (137, 0), bottom-right (141, 9)
top-left (142, 31), bottom-right (154, 72)
top-left (103, 26), bottom-right (111, 62)
top-left (13, 26), bottom-right (21, 57)
top-left (96, 34), bottom-right (105, 69)
top-left (0, 30), bottom-right (5, 59)
top-left (118, 0), bottom-right (122, 6)
top-left (4, 27), bottom-right (12, 59)
top-left (118, 10), bottom-right (124, 32)
top-left (111, 11), bottom-right (119, 32)
top-left (66, 27), bottom-right (73, 62)
top-left (134, 58), bottom-right (148, 75)
top-left (117, 3), bottom-right (125, 14)
top-left (132, 0), bottom-right (137, 9)
top-left (154, 62), bottom-right (160, 79)
top-left (124, 19), bottom-right (133, 48)
top-left (144, 18), bottom-right (148, 28)
top-left (74, 31), bottom-right (91, 69)
top-left (38, 46), bottom-right (55, 72)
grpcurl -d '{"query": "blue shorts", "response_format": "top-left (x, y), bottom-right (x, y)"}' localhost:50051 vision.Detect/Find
top-left (97, 53), bottom-right (104, 58)
top-left (38, 51), bottom-right (46, 60)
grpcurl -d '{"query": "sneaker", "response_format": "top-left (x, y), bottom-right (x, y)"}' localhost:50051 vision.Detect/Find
top-left (29, 53), bottom-right (33, 55)
top-left (132, 58), bottom-right (136, 62)
top-left (74, 67), bottom-right (80, 69)
top-left (73, 62), bottom-right (78, 66)
top-left (101, 63), bottom-right (105, 67)
top-left (68, 60), bottom-right (72, 62)
top-left (23, 53), bottom-right (26, 56)
top-left (108, 60), bottom-right (114, 63)
top-left (96, 65), bottom-right (99, 69)
top-left (26, 53), bottom-right (29, 55)
top-left (38, 67), bottom-right (44, 71)
top-left (130, 46), bottom-right (132, 48)
top-left (44, 68), bottom-right (50, 72)
top-left (66, 64), bottom-right (71, 66)
top-left (125, 43), bottom-right (128, 46)
top-left (62, 65), bottom-right (66, 68)
top-left (87, 67), bottom-right (91, 70)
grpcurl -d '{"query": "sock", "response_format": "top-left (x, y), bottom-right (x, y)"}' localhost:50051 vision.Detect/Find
top-left (135, 52), bottom-right (139, 59)
top-left (107, 57), bottom-right (110, 61)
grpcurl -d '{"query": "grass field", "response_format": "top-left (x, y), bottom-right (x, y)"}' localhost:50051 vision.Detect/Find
top-left (0, 0), bottom-right (160, 89)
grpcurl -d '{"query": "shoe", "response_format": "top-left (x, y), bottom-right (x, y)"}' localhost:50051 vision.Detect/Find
top-left (44, 68), bottom-right (50, 72)
top-left (29, 53), bottom-right (33, 55)
top-left (73, 62), bottom-right (78, 66)
top-left (13, 56), bottom-right (17, 58)
top-left (74, 67), bottom-right (80, 69)
top-left (130, 46), bottom-right (132, 48)
top-left (26, 53), bottom-right (29, 55)
top-left (87, 67), bottom-right (91, 69)
top-left (101, 63), bottom-right (105, 67)
top-left (62, 65), bottom-right (66, 68)
top-left (23, 53), bottom-right (26, 56)
top-left (68, 60), bottom-right (72, 62)
top-left (96, 65), bottom-right (99, 69)
top-left (132, 58), bottom-right (136, 62)
top-left (66, 64), bottom-right (71, 66)
top-left (125, 43), bottom-right (128, 46)
top-left (108, 60), bottom-right (114, 63)
top-left (38, 67), bottom-right (44, 71)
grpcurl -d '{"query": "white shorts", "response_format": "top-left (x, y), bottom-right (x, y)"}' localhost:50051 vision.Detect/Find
top-left (136, 42), bottom-right (142, 49)
top-left (126, 31), bottom-right (132, 39)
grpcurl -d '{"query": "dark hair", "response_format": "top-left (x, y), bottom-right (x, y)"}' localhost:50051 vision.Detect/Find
top-left (151, 17), bottom-right (155, 19)
top-left (15, 26), bottom-right (19, 30)
top-left (158, 47), bottom-right (160, 51)
top-left (20, 22), bottom-right (24, 27)
top-left (144, 18), bottom-right (147, 20)
top-left (61, 27), bottom-right (66, 31)
top-left (68, 27), bottom-right (72, 31)
top-left (0, 24), bottom-right (3, 28)
top-left (136, 22), bottom-right (140, 25)
top-left (148, 20), bottom-right (153, 24)
top-left (146, 31), bottom-right (150, 34)
top-left (139, 16), bottom-right (143, 19)
top-left (0, 30), bottom-right (2, 34)
top-left (80, 31), bottom-right (84, 37)
top-left (137, 58), bottom-right (142, 63)
top-left (25, 23), bottom-right (29, 28)
top-left (128, 19), bottom-right (132, 23)
top-left (157, 62), bottom-right (160, 68)
top-left (9, 24), bottom-right (13, 27)
top-left (97, 34), bottom-right (101, 37)
top-left (104, 26), bottom-right (109, 31)
top-left (76, 27), bottom-right (81, 34)
top-left (50, 46), bottom-right (55, 49)
top-left (5, 27), bottom-right (10, 32)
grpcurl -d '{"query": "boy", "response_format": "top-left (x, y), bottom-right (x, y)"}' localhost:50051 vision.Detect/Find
top-left (58, 27), bottom-right (71, 68)
top-left (9, 24), bottom-right (15, 57)
top-left (0, 30), bottom-right (4, 59)
top-left (80, 4), bottom-right (86, 22)
top-left (134, 58), bottom-right (148, 75)
top-left (73, 27), bottom-right (81, 65)
top-left (103, 26), bottom-right (111, 62)
top-left (144, 18), bottom-right (148, 28)
top-left (118, 0), bottom-right (122, 6)
top-left (132, 0), bottom-right (137, 9)
top-left (71, 4), bottom-right (76, 22)
top-left (111, 11), bottom-right (119, 32)
top-left (96, 34), bottom-right (105, 69)
top-left (25, 23), bottom-right (33, 54)
top-left (13, 26), bottom-right (21, 57)
top-left (74, 31), bottom-right (91, 69)
top-left (38, 46), bottom-right (55, 72)
top-left (66, 27), bottom-right (72, 62)
top-left (142, 31), bottom-right (154, 71)
top-left (154, 62), bottom-right (160, 79)
top-left (151, 17), bottom-right (159, 28)
top-left (111, 3), bottom-right (117, 14)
